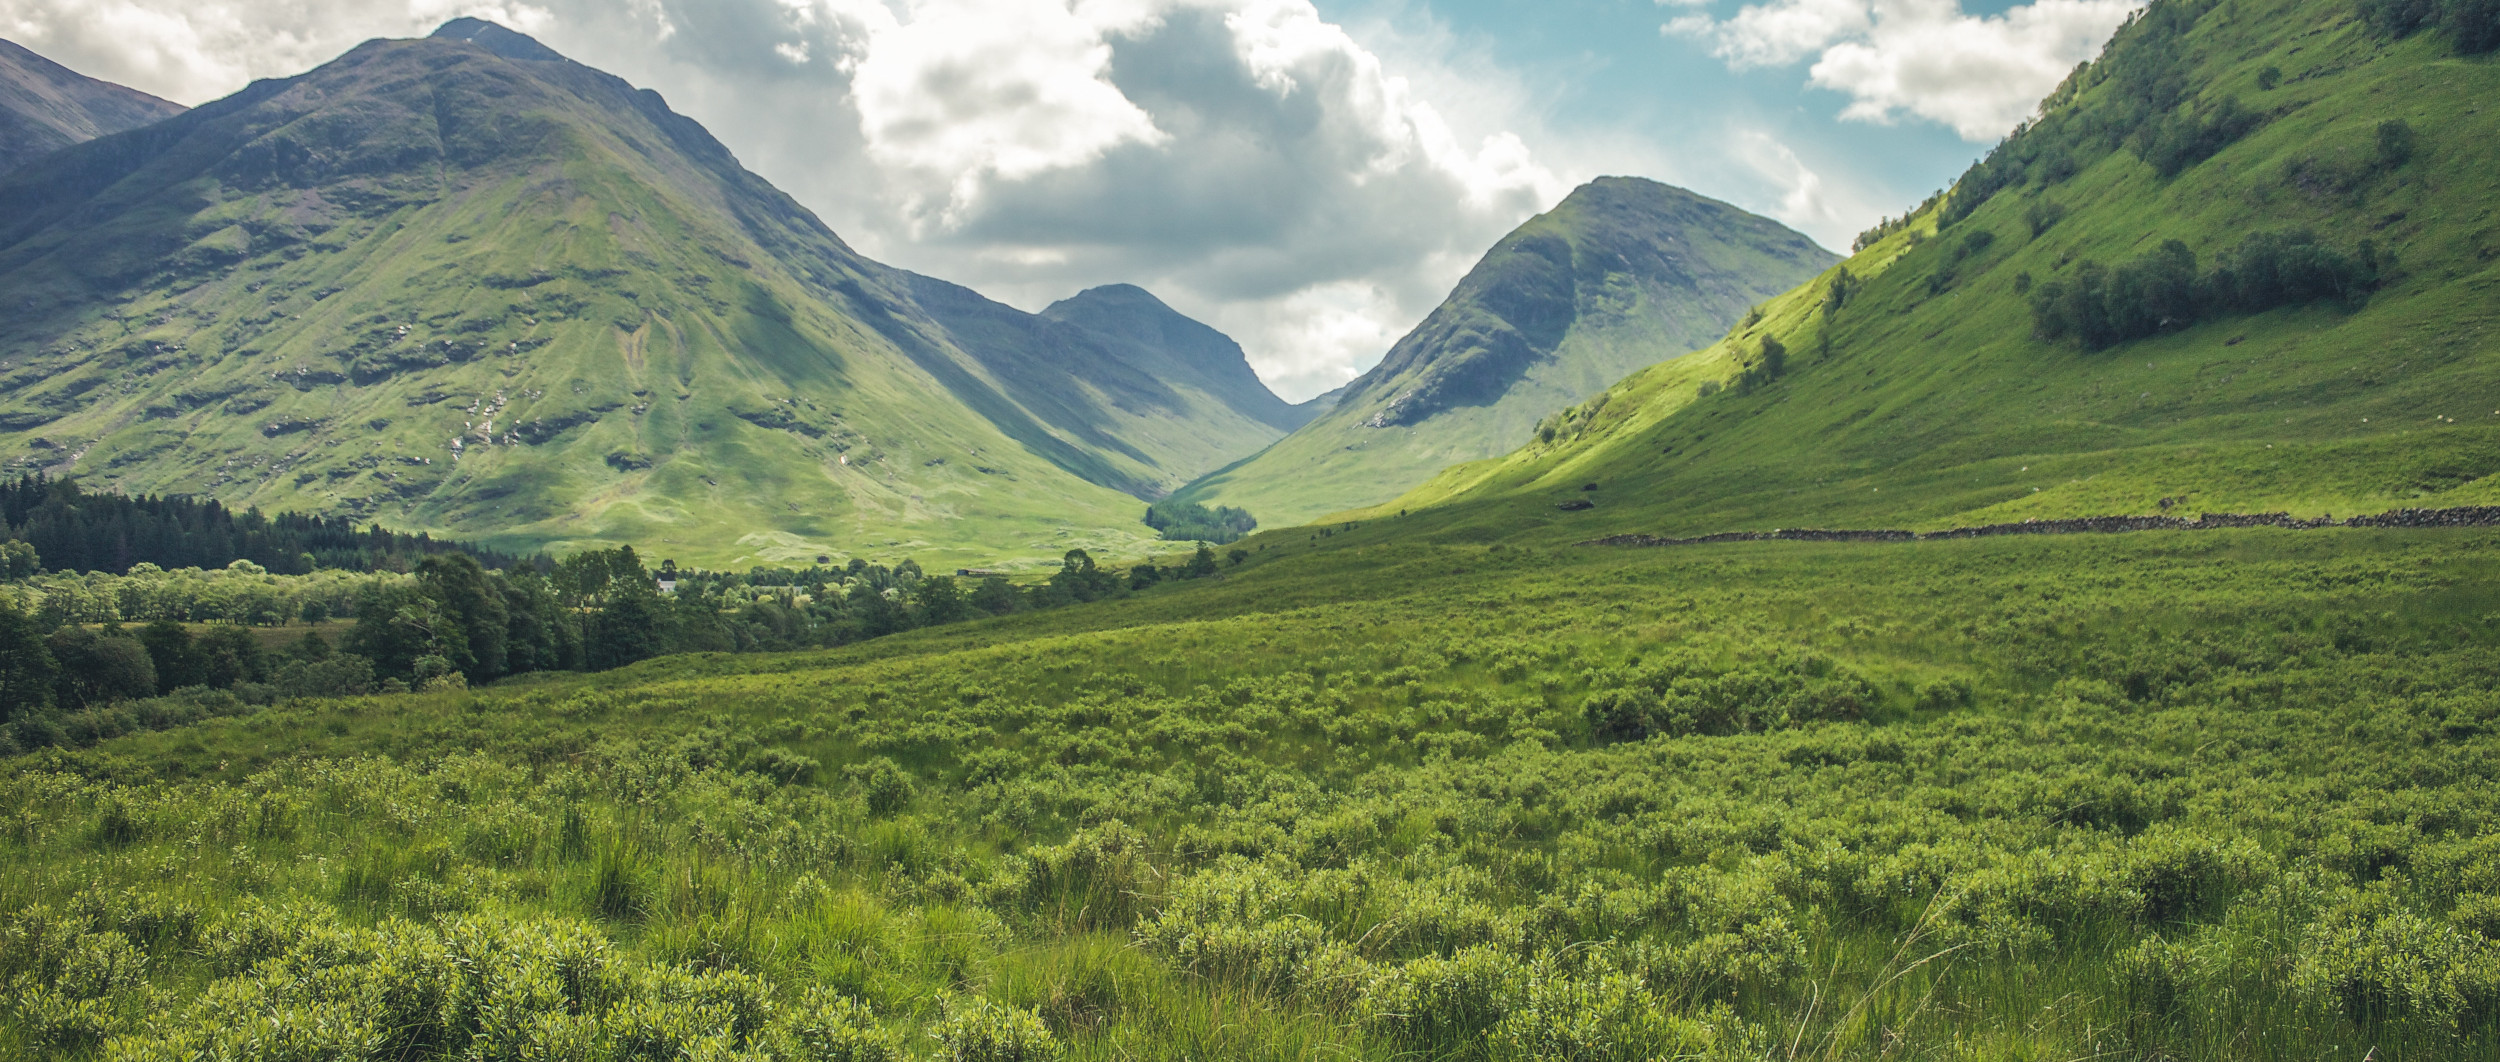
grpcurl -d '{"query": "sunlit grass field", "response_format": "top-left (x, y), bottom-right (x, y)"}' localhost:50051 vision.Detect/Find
top-left (9, 523), bottom-right (2500, 1060)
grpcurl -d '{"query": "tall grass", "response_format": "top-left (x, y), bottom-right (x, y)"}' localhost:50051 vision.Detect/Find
top-left (5, 528), bottom-right (2500, 1058)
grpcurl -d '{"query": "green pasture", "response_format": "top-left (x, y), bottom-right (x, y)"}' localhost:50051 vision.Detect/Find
top-left (8, 523), bottom-right (2500, 1060)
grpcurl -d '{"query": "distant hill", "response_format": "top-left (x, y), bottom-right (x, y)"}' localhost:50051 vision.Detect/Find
top-left (1386, 0), bottom-right (2500, 539)
top-left (1174, 177), bottom-right (1836, 526)
top-left (900, 279), bottom-right (1316, 498)
top-left (0, 22), bottom-right (1296, 569)
top-left (0, 38), bottom-right (184, 174)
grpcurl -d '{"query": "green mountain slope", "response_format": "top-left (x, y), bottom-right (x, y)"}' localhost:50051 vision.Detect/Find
top-left (1388, 0), bottom-right (2500, 538)
top-left (0, 38), bottom-right (184, 174)
top-left (0, 20), bottom-right (1295, 568)
top-left (898, 279), bottom-right (1312, 499)
top-left (1174, 177), bottom-right (1836, 526)
top-left (1035, 283), bottom-right (1316, 435)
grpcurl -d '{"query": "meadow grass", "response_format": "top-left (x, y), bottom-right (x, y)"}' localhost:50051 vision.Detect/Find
top-left (7, 524), bottom-right (2500, 1059)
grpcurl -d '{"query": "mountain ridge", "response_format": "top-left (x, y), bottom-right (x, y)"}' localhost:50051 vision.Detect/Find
top-left (0, 22), bottom-right (1295, 568)
top-left (1174, 176), bottom-right (1837, 526)
top-left (0, 38), bottom-right (185, 175)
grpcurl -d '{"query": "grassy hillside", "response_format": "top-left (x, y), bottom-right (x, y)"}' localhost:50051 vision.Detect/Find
top-left (1383, 0), bottom-right (2499, 537)
top-left (0, 39), bottom-right (182, 175)
top-left (11, 3), bottom-right (2500, 1058)
top-left (0, 23), bottom-right (1294, 571)
top-left (8, 521), bottom-right (2500, 1059)
top-left (1175, 178), bottom-right (1835, 527)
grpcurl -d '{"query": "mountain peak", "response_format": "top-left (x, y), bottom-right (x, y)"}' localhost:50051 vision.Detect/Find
top-left (430, 18), bottom-right (567, 63)
top-left (1059, 283), bottom-right (1161, 306)
top-left (1035, 283), bottom-right (1307, 433)
top-left (1169, 174), bottom-right (1836, 525)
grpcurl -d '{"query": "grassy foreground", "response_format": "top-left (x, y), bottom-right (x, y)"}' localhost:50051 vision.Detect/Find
top-left (6, 521), bottom-right (2500, 1060)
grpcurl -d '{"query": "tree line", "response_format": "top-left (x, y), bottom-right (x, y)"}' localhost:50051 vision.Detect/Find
top-left (2359, 0), bottom-right (2500, 54)
top-left (0, 541), bottom-right (1246, 752)
top-left (2027, 228), bottom-right (2388, 349)
top-left (0, 475), bottom-right (532, 576)
top-left (1142, 499), bottom-right (1258, 544)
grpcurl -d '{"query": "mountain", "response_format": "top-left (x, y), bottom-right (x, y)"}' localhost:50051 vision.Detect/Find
top-left (896, 279), bottom-right (1315, 498)
top-left (1172, 177), bottom-right (1837, 527)
top-left (0, 21), bottom-right (1298, 569)
top-left (1384, 0), bottom-right (2500, 539)
top-left (1038, 284), bottom-right (1313, 434)
top-left (0, 38), bottom-right (184, 174)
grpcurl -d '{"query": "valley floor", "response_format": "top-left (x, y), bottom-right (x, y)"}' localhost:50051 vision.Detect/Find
top-left (8, 522), bottom-right (2500, 1060)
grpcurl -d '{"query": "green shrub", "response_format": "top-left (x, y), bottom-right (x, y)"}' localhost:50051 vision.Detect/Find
top-left (2296, 887), bottom-right (2500, 1024)
top-left (1138, 864), bottom-right (1327, 990)
top-left (852, 757), bottom-right (916, 815)
top-left (2447, 0), bottom-right (2500, 50)
top-left (1494, 971), bottom-right (1753, 1062)
top-left (1359, 944), bottom-right (1523, 1044)
top-left (933, 997), bottom-right (1063, 1062)
top-left (780, 988), bottom-right (906, 1062)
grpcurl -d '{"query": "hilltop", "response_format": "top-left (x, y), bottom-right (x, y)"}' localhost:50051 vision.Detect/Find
top-left (0, 38), bottom-right (183, 174)
top-left (1175, 177), bottom-right (1834, 526)
top-left (1383, 0), bottom-right (2499, 539)
top-left (0, 22), bottom-right (1295, 569)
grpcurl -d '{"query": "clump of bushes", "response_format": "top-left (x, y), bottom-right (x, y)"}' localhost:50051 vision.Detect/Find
top-left (2133, 96), bottom-right (2262, 178)
top-left (1142, 500), bottom-right (1256, 545)
top-left (933, 997), bottom-right (1063, 1062)
top-left (2029, 230), bottom-right (2386, 349)
top-left (1581, 647), bottom-right (1878, 741)
top-left (2359, 0), bottom-right (2500, 52)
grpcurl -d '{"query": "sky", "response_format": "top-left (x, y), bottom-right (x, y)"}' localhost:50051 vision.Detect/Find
top-left (0, 0), bottom-right (2140, 400)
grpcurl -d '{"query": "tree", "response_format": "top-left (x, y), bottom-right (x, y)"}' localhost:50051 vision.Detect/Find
top-left (917, 575), bottom-right (970, 626)
top-left (1822, 267), bottom-right (1857, 317)
top-left (2452, 0), bottom-right (2500, 52)
top-left (848, 585), bottom-right (912, 639)
top-left (2025, 199), bottom-right (2068, 237)
top-left (970, 575), bottom-right (1022, 616)
top-left (0, 598), bottom-right (55, 722)
top-left (2104, 239), bottom-right (2198, 340)
top-left (1051, 550), bottom-right (1118, 602)
top-left (499, 571), bottom-right (566, 675)
top-left (1143, 500), bottom-right (1259, 544)
top-left (418, 553), bottom-right (510, 681)
top-left (555, 550), bottom-right (614, 604)
top-left (2375, 119), bottom-right (2417, 168)
top-left (197, 626), bottom-right (266, 689)
top-left (0, 540), bottom-right (37, 579)
top-left (587, 577), bottom-right (665, 670)
top-left (1738, 335), bottom-right (1789, 391)
top-left (48, 627), bottom-right (156, 710)
top-left (138, 619), bottom-right (205, 693)
top-left (1184, 544), bottom-right (1219, 579)
top-left (347, 582), bottom-right (460, 683)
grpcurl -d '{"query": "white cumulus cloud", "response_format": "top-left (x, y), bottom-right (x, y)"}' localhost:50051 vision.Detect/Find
top-left (1670, 0), bottom-right (2139, 141)
top-left (0, 0), bottom-right (547, 103)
